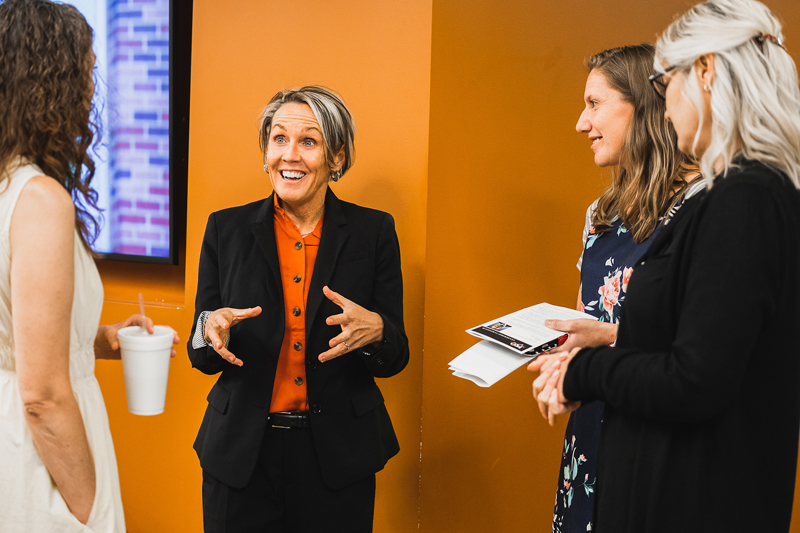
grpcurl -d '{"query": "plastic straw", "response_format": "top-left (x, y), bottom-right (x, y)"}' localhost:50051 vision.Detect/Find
top-left (138, 293), bottom-right (150, 334)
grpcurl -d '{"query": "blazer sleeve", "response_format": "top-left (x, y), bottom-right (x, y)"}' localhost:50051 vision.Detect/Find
top-left (564, 178), bottom-right (783, 423)
top-left (357, 212), bottom-right (409, 378)
top-left (187, 212), bottom-right (227, 375)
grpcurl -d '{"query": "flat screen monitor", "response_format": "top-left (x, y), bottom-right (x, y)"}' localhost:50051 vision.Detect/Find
top-left (65, 0), bottom-right (191, 264)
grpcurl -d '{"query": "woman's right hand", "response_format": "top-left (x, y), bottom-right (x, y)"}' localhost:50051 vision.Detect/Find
top-left (528, 349), bottom-right (582, 425)
top-left (542, 318), bottom-right (617, 355)
top-left (204, 307), bottom-right (262, 366)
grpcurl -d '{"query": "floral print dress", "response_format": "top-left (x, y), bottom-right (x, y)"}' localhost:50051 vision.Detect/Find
top-left (552, 184), bottom-right (703, 533)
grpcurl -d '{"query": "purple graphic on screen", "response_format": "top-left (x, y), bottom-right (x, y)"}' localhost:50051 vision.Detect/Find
top-left (67, 0), bottom-right (171, 258)
top-left (106, 0), bottom-right (170, 257)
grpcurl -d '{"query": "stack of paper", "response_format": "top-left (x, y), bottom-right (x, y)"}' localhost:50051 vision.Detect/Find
top-left (449, 341), bottom-right (534, 387)
top-left (449, 303), bottom-right (596, 387)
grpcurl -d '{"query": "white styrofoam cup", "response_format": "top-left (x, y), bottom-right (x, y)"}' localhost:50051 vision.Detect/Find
top-left (117, 325), bottom-right (173, 416)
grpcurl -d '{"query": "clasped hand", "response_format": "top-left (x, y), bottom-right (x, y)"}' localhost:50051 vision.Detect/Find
top-left (528, 349), bottom-right (581, 426)
top-left (526, 317), bottom-right (616, 425)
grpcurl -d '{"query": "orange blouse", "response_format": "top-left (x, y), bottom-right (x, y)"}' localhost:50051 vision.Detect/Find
top-left (269, 195), bottom-right (323, 413)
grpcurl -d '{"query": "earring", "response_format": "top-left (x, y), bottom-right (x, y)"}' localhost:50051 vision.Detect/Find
top-left (263, 164), bottom-right (268, 173)
top-left (330, 169), bottom-right (342, 182)
top-left (703, 85), bottom-right (709, 92)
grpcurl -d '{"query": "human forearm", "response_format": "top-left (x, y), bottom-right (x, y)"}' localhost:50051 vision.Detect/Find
top-left (360, 215), bottom-right (408, 377)
top-left (188, 214), bottom-right (229, 374)
top-left (359, 312), bottom-right (408, 378)
top-left (23, 394), bottom-right (95, 524)
top-left (10, 176), bottom-right (96, 523)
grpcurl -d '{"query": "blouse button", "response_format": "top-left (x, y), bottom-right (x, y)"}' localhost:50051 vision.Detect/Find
top-left (293, 275), bottom-right (301, 283)
top-left (294, 242), bottom-right (302, 250)
top-left (294, 342), bottom-right (302, 351)
top-left (293, 307), bottom-right (301, 317)
top-left (294, 377), bottom-right (304, 385)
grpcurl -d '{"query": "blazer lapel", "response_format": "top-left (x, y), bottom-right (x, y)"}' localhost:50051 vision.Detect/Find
top-left (306, 187), bottom-right (349, 332)
top-left (251, 193), bottom-right (284, 303)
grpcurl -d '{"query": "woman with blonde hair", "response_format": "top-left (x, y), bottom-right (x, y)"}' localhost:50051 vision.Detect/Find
top-left (536, 1), bottom-right (800, 531)
top-left (187, 85), bottom-right (408, 532)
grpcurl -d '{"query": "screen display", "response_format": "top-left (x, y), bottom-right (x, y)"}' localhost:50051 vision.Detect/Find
top-left (67, 0), bottom-right (175, 261)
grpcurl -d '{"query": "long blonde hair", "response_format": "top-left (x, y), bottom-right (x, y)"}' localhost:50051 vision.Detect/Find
top-left (655, 0), bottom-right (800, 189)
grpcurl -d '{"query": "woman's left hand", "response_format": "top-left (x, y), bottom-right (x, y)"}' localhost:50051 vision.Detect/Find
top-left (318, 286), bottom-right (384, 362)
top-left (532, 347), bottom-right (582, 426)
top-left (95, 314), bottom-right (180, 360)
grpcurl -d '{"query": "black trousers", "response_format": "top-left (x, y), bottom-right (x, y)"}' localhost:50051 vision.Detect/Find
top-left (202, 425), bottom-right (376, 533)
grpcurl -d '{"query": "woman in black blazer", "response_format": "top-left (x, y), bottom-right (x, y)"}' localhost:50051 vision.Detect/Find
top-left (187, 86), bottom-right (409, 532)
top-left (535, 1), bottom-right (800, 531)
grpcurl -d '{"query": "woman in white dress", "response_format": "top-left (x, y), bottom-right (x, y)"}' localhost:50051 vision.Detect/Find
top-left (0, 1), bottom-right (179, 531)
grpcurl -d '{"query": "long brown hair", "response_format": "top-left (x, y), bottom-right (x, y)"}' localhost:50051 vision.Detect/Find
top-left (0, 0), bottom-right (101, 246)
top-left (589, 44), bottom-right (697, 243)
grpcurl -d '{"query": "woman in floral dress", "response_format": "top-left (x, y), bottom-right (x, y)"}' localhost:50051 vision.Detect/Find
top-left (529, 44), bottom-right (701, 533)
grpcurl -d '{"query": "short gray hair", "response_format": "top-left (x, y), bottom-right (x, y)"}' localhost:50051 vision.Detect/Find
top-left (655, 0), bottom-right (800, 189)
top-left (259, 85), bottom-right (356, 179)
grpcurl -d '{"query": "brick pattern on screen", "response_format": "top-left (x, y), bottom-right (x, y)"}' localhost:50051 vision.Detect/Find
top-left (107, 0), bottom-right (170, 257)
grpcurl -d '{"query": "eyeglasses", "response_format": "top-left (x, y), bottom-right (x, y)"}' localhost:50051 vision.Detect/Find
top-left (648, 65), bottom-right (677, 100)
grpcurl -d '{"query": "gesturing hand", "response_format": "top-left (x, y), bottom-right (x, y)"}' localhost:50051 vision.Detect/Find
top-left (542, 318), bottom-right (617, 356)
top-left (204, 306), bottom-right (262, 366)
top-left (318, 286), bottom-right (384, 362)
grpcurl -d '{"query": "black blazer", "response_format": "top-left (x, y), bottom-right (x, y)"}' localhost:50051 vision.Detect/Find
top-left (187, 188), bottom-right (409, 490)
top-left (564, 161), bottom-right (800, 532)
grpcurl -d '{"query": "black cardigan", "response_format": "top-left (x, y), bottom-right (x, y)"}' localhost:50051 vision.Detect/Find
top-left (564, 161), bottom-right (800, 532)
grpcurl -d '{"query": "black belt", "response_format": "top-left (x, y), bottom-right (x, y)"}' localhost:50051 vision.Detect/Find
top-left (268, 411), bottom-right (310, 429)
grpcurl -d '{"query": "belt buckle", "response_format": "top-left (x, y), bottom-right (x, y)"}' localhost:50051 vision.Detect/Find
top-left (271, 411), bottom-right (292, 429)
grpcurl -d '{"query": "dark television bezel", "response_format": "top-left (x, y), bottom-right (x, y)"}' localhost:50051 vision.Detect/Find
top-left (95, 0), bottom-right (192, 265)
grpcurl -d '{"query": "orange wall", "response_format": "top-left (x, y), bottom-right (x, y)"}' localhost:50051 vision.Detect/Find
top-left (96, 1), bottom-right (431, 531)
top-left (420, 0), bottom-right (800, 532)
top-left (93, 1), bottom-right (800, 532)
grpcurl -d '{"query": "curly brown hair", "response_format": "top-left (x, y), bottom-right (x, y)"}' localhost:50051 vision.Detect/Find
top-left (587, 44), bottom-right (699, 243)
top-left (0, 0), bottom-right (101, 246)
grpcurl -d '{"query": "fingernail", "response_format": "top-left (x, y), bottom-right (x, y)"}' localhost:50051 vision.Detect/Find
top-left (544, 320), bottom-right (553, 326)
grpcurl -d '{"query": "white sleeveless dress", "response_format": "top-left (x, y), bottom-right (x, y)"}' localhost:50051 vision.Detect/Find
top-left (0, 162), bottom-right (125, 532)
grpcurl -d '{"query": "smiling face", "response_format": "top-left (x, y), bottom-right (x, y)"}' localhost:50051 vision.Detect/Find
top-left (575, 69), bottom-right (635, 168)
top-left (265, 102), bottom-right (339, 212)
